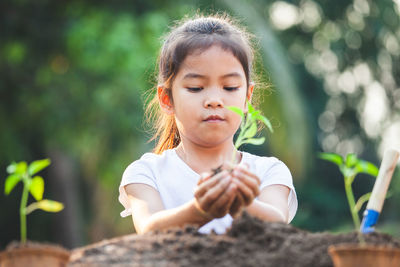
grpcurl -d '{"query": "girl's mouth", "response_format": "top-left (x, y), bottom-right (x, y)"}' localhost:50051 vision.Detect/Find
top-left (204, 115), bottom-right (225, 122)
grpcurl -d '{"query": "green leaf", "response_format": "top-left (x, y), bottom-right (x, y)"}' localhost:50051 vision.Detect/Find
top-left (28, 159), bottom-right (51, 176)
top-left (243, 122), bottom-right (258, 139)
top-left (226, 106), bottom-right (244, 118)
top-left (245, 137), bottom-right (265, 145)
top-left (4, 174), bottom-right (21, 195)
top-left (345, 154), bottom-right (358, 168)
top-left (318, 152), bottom-right (343, 166)
top-left (252, 110), bottom-right (260, 117)
top-left (256, 114), bottom-right (273, 133)
top-left (29, 176), bottom-right (44, 201)
top-left (36, 199), bottom-right (64, 212)
top-left (6, 162), bottom-right (18, 174)
top-left (355, 160), bottom-right (379, 177)
top-left (247, 101), bottom-right (255, 114)
top-left (14, 162), bottom-right (28, 175)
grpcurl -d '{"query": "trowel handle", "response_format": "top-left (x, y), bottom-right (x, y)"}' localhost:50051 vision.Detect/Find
top-left (360, 149), bottom-right (399, 233)
top-left (367, 149), bottom-right (399, 212)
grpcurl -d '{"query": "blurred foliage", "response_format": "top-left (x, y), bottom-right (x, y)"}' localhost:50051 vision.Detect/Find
top-left (1, 0), bottom-right (400, 248)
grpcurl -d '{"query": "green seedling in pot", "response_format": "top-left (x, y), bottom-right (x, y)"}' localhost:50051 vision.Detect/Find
top-left (4, 159), bottom-right (64, 243)
top-left (226, 101), bottom-right (273, 164)
top-left (319, 152), bottom-right (379, 242)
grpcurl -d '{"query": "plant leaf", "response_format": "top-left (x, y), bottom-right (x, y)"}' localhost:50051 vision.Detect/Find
top-left (245, 137), bottom-right (265, 145)
top-left (318, 152), bottom-right (343, 166)
top-left (15, 162), bottom-right (28, 175)
top-left (345, 153), bottom-right (358, 168)
top-left (247, 101), bottom-right (255, 114)
top-left (256, 114), bottom-right (273, 133)
top-left (355, 160), bottom-right (379, 177)
top-left (36, 199), bottom-right (64, 212)
top-left (226, 106), bottom-right (244, 118)
top-left (243, 122), bottom-right (258, 139)
top-left (6, 162), bottom-right (18, 174)
top-left (4, 174), bottom-right (21, 195)
top-left (29, 176), bottom-right (44, 201)
top-left (28, 159), bottom-right (51, 176)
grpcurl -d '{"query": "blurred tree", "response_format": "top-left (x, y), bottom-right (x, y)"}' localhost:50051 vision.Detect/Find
top-left (1, 0), bottom-right (400, 249)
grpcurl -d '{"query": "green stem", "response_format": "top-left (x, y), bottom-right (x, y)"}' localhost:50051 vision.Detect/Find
top-left (20, 176), bottom-right (29, 243)
top-left (344, 177), bottom-right (361, 230)
top-left (344, 174), bottom-right (366, 245)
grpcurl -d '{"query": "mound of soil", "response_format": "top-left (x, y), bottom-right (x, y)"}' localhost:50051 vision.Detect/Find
top-left (69, 213), bottom-right (400, 267)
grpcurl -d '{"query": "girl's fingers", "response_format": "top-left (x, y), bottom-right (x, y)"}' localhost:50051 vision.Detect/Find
top-left (198, 172), bottom-right (212, 185)
top-left (232, 166), bottom-right (260, 196)
top-left (229, 190), bottom-right (245, 217)
top-left (194, 170), bottom-right (229, 198)
top-left (208, 183), bottom-right (237, 217)
top-left (232, 177), bottom-right (254, 206)
top-left (197, 174), bottom-right (232, 211)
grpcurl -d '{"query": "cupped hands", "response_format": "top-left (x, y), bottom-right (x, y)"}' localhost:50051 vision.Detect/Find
top-left (193, 162), bottom-right (260, 220)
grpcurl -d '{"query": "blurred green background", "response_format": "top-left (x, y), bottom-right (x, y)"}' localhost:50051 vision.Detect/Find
top-left (1, 0), bottom-right (400, 249)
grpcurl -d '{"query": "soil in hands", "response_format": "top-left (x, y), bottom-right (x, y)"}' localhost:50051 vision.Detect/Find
top-left (68, 212), bottom-right (400, 267)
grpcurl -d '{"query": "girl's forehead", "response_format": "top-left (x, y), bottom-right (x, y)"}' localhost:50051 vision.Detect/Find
top-left (177, 45), bottom-right (246, 78)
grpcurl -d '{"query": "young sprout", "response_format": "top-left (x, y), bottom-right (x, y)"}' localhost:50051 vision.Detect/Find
top-left (4, 159), bottom-right (64, 243)
top-left (319, 153), bottom-right (379, 233)
top-left (226, 101), bottom-right (273, 164)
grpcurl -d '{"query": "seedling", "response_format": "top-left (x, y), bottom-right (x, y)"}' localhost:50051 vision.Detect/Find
top-left (226, 101), bottom-right (273, 163)
top-left (319, 153), bottom-right (379, 237)
top-left (4, 159), bottom-right (64, 243)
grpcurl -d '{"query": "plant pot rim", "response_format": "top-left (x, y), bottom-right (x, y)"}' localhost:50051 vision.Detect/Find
top-left (329, 243), bottom-right (400, 252)
top-left (0, 243), bottom-right (70, 259)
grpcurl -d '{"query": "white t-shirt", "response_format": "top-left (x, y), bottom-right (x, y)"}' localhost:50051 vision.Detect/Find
top-left (119, 148), bottom-right (298, 234)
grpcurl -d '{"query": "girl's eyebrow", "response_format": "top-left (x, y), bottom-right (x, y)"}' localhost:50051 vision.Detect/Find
top-left (221, 72), bottom-right (242, 79)
top-left (182, 72), bottom-right (242, 80)
top-left (183, 73), bottom-right (206, 80)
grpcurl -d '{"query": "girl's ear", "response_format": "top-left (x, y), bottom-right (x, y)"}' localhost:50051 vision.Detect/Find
top-left (247, 82), bottom-right (254, 101)
top-left (244, 83), bottom-right (255, 112)
top-left (158, 85), bottom-right (174, 115)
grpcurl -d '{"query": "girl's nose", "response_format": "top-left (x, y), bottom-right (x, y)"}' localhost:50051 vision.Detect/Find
top-left (204, 97), bottom-right (224, 108)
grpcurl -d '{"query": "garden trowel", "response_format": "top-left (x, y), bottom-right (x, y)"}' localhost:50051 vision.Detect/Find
top-left (360, 149), bottom-right (399, 233)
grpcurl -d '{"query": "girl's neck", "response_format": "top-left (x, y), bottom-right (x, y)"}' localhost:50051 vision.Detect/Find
top-left (175, 140), bottom-right (241, 175)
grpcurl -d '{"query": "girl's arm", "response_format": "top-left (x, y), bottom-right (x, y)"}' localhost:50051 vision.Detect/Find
top-left (125, 170), bottom-right (237, 234)
top-left (245, 185), bottom-right (290, 223)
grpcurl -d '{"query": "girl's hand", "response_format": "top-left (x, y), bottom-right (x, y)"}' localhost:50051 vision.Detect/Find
top-left (229, 191), bottom-right (245, 218)
top-left (194, 170), bottom-right (237, 219)
top-left (229, 164), bottom-right (261, 216)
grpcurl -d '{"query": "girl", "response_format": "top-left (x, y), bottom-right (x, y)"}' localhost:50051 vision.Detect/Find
top-left (119, 14), bottom-right (297, 234)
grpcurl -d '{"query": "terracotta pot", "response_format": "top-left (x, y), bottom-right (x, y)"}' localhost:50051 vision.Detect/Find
top-left (0, 243), bottom-right (70, 267)
top-left (328, 244), bottom-right (400, 267)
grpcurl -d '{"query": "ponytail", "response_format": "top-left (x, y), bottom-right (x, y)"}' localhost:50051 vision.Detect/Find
top-left (153, 115), bottom-right (180, 154)
top-left (145, 88), bottom-right (180, 154)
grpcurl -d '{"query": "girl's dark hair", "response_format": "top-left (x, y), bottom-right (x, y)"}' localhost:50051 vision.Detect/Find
top-left (146, 14), bottom-right (256, 154)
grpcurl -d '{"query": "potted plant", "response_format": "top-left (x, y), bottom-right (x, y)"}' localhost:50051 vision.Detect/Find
top-left (0, 159), bottom-right (70, 267)
top-left (320, 150), bottom-right (400, 267)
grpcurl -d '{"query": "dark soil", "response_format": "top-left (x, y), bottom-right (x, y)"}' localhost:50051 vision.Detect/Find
top-left (68, 212), bottom-right (400, 267)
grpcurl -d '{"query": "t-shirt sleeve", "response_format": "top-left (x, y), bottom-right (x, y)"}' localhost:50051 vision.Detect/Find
top-left (118, 159), bottom-right (158, 218)
top-left (258, 158), bottom-right (298, 223)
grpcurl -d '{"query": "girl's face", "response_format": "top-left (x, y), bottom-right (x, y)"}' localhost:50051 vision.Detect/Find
top-left (163, 45), bottom-right (253, 148)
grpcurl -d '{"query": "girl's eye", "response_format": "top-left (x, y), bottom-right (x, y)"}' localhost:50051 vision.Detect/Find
top-left (186, 87), bottom-right (203, 92)
top-left (224, 87), bottom-right (239, 91)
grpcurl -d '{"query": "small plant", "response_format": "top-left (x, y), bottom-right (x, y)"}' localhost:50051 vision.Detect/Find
top-left (4, 159), bottom-right (64, 243)
top-left (319, 153), bottom-right (379, 233)
top-left (226, 101), bottom-right (273, 163)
